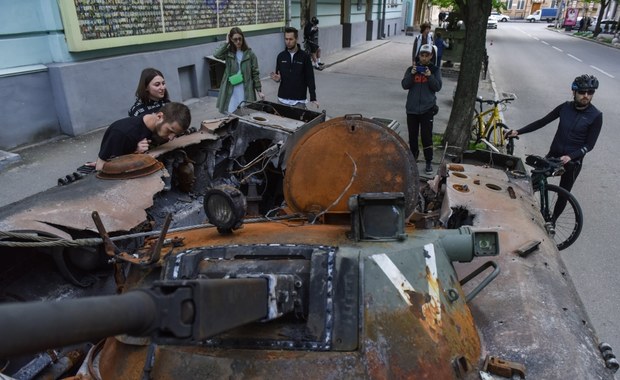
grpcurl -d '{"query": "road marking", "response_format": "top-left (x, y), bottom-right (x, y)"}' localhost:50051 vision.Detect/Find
top-left (589, 65), bottom-right (615, 78)
top-left (552, 46), bottom-right (563, 52)
top-left (534, 37), bottom-right (541, 41)
top-left (540, 40), bottom-right (548, 45)
top-left (567, 54), bottom-right (582, 62)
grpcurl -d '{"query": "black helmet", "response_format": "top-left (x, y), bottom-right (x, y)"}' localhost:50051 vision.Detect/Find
top-left (571, 74), bottom-right (599, 91)
top-left (311, 16), bottom-right (318, 25)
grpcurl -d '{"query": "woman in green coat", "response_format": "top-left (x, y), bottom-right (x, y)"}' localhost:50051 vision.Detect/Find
top-left (214, 27), bottom-right (264, 114)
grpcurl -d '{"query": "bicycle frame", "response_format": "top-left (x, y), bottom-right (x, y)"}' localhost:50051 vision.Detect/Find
top-left (476, 103), bottom-right (505, 146)
top-left (531, 173), bottom-right (554, 230)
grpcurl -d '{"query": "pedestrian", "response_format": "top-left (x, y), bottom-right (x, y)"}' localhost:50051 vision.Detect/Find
top-left (505, 74), bottom-right (602, 219)
top-left (128, 68), bottom-right (171, 117)
top-left (402, 44), bottom-right (442, 174)
top-left (434, 32), bottom-right (449, 68)
top-left (438, 11), bottom-right (447, 28)
top-left (96, 102), bottom-right (192, 170)
top-left (412, 22), bottom-right (433, 65)
top-left (578, 17), bottom-right (585, 32)
top-left (213, 27), bottom-right (264, 114)
top-left (270, 27), bottom-right (319, 109)
top-left (304, 16), bottom-right (324, 70)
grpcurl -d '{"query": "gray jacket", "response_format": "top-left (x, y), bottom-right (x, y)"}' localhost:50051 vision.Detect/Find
top-left (401, 64), bottom-right (442, 115)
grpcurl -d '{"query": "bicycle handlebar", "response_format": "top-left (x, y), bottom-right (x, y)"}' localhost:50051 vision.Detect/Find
top-left (525, 155), bottom-right (564, 177)
top-left (475, 96), bottom-right (515, 106)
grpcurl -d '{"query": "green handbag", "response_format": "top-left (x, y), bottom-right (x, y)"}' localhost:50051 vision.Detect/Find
top-left (228, 71), bottom-right (243, 86)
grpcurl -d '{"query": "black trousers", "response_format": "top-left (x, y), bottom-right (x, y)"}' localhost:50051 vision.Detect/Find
top-left (406, 110), bottom-right (434, 162)
top-left (552, 159), bottom-right (582, 221)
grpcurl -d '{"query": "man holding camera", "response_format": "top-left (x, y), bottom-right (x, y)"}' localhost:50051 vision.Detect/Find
top-left (401, 44), bottom-right (442, 174)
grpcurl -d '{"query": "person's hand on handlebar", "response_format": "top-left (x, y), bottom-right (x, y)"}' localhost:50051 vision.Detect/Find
top-left (504, 129), bottom-right (518, 139)
top-left (559, 155), bottom-right (571, 164)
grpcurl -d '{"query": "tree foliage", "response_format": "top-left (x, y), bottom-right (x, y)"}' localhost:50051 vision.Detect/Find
top-left (440, 0), bottom-right (493, 156)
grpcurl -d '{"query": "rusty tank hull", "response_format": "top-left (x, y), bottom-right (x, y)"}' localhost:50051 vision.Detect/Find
top-left (0, 113), bottom-right (616, 379)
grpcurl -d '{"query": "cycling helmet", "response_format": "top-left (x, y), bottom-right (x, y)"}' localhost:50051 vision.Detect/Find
top-left (571, 74), bottom-right (599, 91)
top-left (311, 16), bottom-right (319, 25)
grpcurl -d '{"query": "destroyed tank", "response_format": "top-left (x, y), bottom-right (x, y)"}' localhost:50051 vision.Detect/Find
top-left (0, 107), bottom-right (618, 379)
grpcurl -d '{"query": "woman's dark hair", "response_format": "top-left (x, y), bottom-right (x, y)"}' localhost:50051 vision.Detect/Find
top-left (135, 68), bottom-right (170, 104)
top-left (228, 27), bottom-right (249, 52)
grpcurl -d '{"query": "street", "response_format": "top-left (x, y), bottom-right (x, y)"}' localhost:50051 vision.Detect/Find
top-left (488, 21), bottom-right (620, 357)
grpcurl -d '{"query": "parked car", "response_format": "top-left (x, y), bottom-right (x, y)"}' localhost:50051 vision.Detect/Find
top-left (489, 12), bottom-right (510, 22)
top-left (576, 16), bottom-right (597, 31)
top-left (487, 17), bottom-right (498, 29)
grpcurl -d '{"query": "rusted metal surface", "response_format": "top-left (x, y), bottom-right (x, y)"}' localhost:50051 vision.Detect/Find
top-left (284, 116), bottom-right (417, 216)
top-left (89, 221), bottom-right (483, 379)
top-left (97, 154), bottom-right (164, 179)
top-left (0, 172), bottom-right (164, 235)
top-left (444, 162), bottom-right (613, 379)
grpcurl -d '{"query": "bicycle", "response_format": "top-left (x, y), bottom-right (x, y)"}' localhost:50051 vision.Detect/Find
top-left (470, 96), bottom-right (515, 154)
top-left (524, 155), bottom-right (583, 251)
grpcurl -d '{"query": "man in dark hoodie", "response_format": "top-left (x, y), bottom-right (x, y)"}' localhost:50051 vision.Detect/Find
top-left (402, 44), bottom-right (442, 174)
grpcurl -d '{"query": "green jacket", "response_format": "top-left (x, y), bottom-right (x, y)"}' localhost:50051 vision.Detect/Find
top-left (213, 43), bottom-right (262, 114)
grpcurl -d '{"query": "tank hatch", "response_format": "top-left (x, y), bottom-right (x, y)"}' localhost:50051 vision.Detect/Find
top-left (283, 115), bottom-right (418, 220)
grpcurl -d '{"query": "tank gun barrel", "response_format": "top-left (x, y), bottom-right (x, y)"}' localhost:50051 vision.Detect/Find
top-left (0, 276), bottom-right (296, 358)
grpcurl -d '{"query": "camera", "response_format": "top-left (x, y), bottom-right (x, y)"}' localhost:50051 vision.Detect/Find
top-left (416, 66), bottom-right (427, 73)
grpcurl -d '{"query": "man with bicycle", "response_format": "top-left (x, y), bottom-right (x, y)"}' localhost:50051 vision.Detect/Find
top-left (505, 74), bottom-right (602, 216)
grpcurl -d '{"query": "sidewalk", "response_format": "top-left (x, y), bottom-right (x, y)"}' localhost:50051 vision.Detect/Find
top-left (0, 34), bottom-right (496, 208)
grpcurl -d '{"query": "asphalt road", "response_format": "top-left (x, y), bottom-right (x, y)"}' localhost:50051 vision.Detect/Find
top-left (487, 21), bottom-right (620, 359)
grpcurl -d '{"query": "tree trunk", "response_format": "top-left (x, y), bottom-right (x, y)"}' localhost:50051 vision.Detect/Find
top-left (442, 0), bottom-right (492, 158)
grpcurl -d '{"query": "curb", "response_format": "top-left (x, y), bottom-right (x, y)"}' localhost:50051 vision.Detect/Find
top-left (0, 150), bottom-right (21, 171)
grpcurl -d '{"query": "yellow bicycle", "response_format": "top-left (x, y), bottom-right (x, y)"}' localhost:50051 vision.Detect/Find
top-left (470, 96), bottom-right (515, 154)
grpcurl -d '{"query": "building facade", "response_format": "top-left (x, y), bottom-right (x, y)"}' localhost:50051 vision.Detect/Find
top-left (0, 0), bottom-right (405, 150)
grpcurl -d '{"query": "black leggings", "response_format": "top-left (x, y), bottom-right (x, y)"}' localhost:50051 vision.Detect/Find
top-left (406, 110), bottom-right (434, 162)
top-left (552, 160), bottom-right (582, 221)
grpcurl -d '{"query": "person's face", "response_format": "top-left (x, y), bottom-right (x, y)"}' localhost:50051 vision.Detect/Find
top-left (154, 118), bottom-right (184, 141)
top-left (574, 89), bottom-right (595, 107)
top-left (147, 75), bottom-right (166, 101)
top-left (231, 33), bottom-right (243, 50)
top-left (284, 32), bottom-right (297, 50)
top-left (418, 52), bottom-right (432, 65)
top-left (422, 27), bottom-right (430, 35)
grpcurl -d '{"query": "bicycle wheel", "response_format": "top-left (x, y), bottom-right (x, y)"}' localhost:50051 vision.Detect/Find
top-left (540, 184), bottom-right (583, 250)
top-left (485, 122), bottom-right (510, 153)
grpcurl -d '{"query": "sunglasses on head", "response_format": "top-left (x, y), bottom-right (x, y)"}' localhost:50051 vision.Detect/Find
top-left (577, 90), bottom-right (595, 95)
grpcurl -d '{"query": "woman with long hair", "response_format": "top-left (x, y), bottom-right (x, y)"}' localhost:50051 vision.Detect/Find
top-left (213, 27), bottom-right (264, 114)
top-left (128, 68), bottom-right (171, 117)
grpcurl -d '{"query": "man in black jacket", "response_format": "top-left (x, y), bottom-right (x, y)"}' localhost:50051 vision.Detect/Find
top-left (270, 27), bottom-right (319, 109)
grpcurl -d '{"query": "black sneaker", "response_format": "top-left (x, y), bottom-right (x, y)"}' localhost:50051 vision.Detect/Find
top-left (318, 62), bottom-right (325, 66)
top-left (314, 65), bottom-right (323, 71)
top-left (425, 162), bottom-right (433, 174)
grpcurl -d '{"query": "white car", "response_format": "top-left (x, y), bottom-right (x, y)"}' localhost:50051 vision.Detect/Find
top-left (489, 12), bottom-right (510, 22)
top-left (487, 17), bottom-right (498, 29)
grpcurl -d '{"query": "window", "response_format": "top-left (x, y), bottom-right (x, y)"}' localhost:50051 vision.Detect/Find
top-left (517, 0), bottom-right (525, 10)
top-left (505, 0), bottom-right (513, 9)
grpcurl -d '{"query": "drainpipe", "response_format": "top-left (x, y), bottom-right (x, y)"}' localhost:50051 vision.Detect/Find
top-left (377, 0), bottom-right (383, 39)
top-left (286, 0), bottom-right (292, 26)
